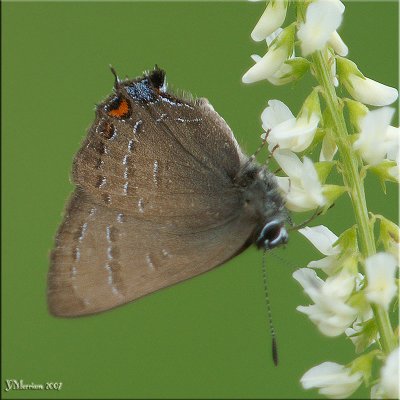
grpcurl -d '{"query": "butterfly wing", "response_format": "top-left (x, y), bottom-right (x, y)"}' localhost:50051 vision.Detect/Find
top-left (72, 73), bottom-right (246, 228)
top-left (49, 69), bottom-right (257, 317)
top-left (48, 189), bottom-right (255, 317)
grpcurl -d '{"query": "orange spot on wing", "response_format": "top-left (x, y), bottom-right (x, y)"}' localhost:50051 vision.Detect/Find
top-left (108, 98), bottom-right (130, 118)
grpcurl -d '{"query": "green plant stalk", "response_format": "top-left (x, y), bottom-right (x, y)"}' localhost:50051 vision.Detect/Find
top-left (311, 51), bottom-right (396, 355)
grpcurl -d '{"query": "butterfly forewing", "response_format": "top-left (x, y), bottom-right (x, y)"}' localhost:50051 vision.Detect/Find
top-left (72, 85), bottom-right (244, 225)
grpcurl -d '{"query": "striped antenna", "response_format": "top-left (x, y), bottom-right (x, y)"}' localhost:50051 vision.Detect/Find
top-left (262, 251), bottom-right (278, 366)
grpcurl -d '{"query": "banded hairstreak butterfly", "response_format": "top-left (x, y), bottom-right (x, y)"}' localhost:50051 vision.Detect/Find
top-left (48, 66), bottom-right (288, 317)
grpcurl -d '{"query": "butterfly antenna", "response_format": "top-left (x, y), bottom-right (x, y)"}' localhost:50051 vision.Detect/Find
top-left (288, 204), bottom-right (335, 232)
top-left (109, 65), bottom-right (120, 88)
top-left (250, 131), bottom-right (269, 162)
top-left (262, 251), bottom-right (278, 366)
top-left (241, 132), bottom-right (269, 173)
top-left (266, 143), bottom-right (279, 166)
top-left (270, 251), bottom-right (291, 269)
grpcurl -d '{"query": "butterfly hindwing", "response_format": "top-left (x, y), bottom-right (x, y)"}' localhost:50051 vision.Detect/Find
top-left (48, 189), bottom-right (255, 317)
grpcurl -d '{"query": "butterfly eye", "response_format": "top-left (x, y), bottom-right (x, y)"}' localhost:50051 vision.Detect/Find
top-left (256, 220), bottom-right (288, 250)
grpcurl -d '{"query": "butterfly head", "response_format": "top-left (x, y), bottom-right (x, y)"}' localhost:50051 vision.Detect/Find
top-left (238, 165), bottom-right (288, 251)
top-left (256, 167), bottom-right (288, 250)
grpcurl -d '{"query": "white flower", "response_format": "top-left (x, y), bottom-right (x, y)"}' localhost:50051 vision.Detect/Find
top-left (260, 100), bottom-right (319, 152)
top-left (337, 57), bottom-right (399, 106)
top-left (308, 256), bottom-right (339, 275)
top-left (260, 99), bottom-right (291, 129)
top-left (365, 252), bottom-right (397, 310)
top-left (328, 30), bottom-right (348, 56)
top-left (297, 0), bottom-right (344, 57)
top-left (381, 347), bottom-right (400, 399)
top-left (259, 29), bottom-right (310, 86)
top-left (250, 52), bottom-right (302, 86)
top-left (353, 107), bottom-right (397, 165)
top-left (300, 268), bottom-right (355, 301)
top-left (249, 29), bottom-right (309, 86)
top-left (242, 24), bottom-right (294, 84)
top-left (299, 225), bottom-right (339, 255)
top-left (346, 76), bottom-right (398, 107)
top-left (242, 46), bottom-right (287, 84)
top-left (299, 226), bottom-right (341, 275)
top-left (300, 361), bottom-right (363, 399)
top-left (293, 268), bottom-right (357, 336)
top-left (274, 150), bottom-right (326, 212)
top-left (251, 0), bottom-right (288, 42)
top-left (274, 152), bottom-right (326, 212)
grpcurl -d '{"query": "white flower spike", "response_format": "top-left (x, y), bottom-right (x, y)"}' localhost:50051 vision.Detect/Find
top-left (301, 362), bottom-right (363, 399)
top-left (251, 0), bottom-right (288, 42)
top-left (297, 0), bottom-right (344, 57)
top-left (365, 252), bottom-right (397, 310)
top-left (273, 150), bottom-right (326, 212)
top-left (243, 2), bottom-right (398, 397)
top-left (353, 107), bottom-right (396, 165)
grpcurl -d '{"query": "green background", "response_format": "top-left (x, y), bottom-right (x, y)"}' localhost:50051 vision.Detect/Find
top-left (2, 1), bottom-right (398, 399)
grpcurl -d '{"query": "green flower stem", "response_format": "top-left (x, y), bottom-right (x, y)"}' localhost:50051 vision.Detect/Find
top-left (311, 51), bottom-right (396, 355)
